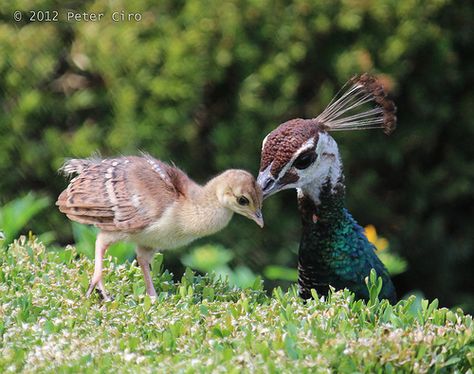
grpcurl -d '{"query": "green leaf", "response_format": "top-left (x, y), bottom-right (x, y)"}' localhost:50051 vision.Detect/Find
top-left (442, 357), bottom-right (461, 367)
top-left (284, 336), bottom-right (299, 360)
top-left (152, 253), bottom-right (164, 278)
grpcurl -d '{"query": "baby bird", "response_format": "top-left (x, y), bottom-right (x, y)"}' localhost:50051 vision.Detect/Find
top-left (56, 154), bottom-right (263, 300)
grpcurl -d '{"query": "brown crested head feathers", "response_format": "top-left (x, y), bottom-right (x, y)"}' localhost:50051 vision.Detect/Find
top-left (260, 118), bottom-right (320, 176)
top-left (260, 73), bottom-right (397, 176)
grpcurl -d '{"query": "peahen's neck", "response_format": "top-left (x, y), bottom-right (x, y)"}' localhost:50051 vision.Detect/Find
top-left (298, 177), bottom-right (346, 228)
top-left (297, 178), bottom-right (357, 299)
top-left (296, 174), bottom-right (396, 302)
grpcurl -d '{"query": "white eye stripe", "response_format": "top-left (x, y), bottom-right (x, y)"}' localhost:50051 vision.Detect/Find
top-left (261, 134), bottom-right (270, 151)
top-left (294, 138), bottom-right (316, 158)
top-left (275, 138), bottom-right (316, 179)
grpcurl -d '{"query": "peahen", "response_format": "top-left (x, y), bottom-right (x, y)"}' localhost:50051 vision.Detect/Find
top-left (257, 74), bottom-right (397, 303)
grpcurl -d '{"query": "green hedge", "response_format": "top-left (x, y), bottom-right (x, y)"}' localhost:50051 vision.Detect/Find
top-left (0, 0), bottom-right (473, 310)
top-left (0, 238), bottom-right (472, 372)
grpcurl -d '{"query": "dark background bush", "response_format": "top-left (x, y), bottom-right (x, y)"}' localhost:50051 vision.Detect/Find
top-left (0, 0), bottom-right (472, 311)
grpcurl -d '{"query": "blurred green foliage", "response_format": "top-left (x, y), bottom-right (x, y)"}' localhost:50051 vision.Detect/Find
top-left (377, 251), bottom-right (408, 277)
top-left (0, 0), bottom-right (472, 310)
top-left (69, 221), bottom-right (136, 262)
top-left (364, 224), bottom-right (408, 276)
top-left (264, 265), bottom-right (298, 282)
top-left (182, 244), bottom-right (259, 289)
top-left (0, 193), bottom-right (52, 245)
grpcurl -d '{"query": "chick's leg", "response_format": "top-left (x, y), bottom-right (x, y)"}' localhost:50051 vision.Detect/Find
top-left (86, 232), bottom-right (113, 301)
top-left (137, 247), bottom-right (157, 297)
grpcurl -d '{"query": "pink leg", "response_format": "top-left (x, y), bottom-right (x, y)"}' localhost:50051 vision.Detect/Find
top-left (137, 248), bottom-right (157, 297)
top-left (86, 233), bottom-right (113, 301)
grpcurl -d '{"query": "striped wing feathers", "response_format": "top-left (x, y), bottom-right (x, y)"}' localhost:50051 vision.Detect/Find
top-left (57, 156), bottom-right (189, 232)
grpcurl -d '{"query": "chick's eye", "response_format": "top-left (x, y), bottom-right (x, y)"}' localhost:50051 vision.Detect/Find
top-left (292, 152), bottom-right (316, 170)
top-left (237, 196), bottom-right (249, 206)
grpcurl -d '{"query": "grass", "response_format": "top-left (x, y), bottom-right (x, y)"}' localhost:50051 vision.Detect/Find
top-left (0, 236), bottom-right (472, 373)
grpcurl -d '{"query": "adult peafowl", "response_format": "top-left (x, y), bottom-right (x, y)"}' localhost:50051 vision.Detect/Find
top-left (257, 74), bottom-right (397, 303)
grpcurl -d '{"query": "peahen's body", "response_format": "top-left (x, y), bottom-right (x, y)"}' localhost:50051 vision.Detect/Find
top-left (257, 74), bottom-right (397, 303)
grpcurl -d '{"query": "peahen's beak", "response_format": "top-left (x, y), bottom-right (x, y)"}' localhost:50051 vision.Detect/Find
top-left (257, 168), bottom-right (280, 199)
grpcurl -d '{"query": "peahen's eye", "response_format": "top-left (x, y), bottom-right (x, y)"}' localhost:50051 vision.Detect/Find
top-left (237, 196), bottom-right (249, 206)
top-left (292, 151), bottom-right (316, 170)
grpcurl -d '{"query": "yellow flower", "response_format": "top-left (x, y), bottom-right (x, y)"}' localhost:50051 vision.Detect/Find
top-left (364, 225), bottom-right (389, 252)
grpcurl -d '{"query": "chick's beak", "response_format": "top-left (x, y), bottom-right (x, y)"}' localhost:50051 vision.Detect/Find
top-left (251, 209), bottom-right (264, 228)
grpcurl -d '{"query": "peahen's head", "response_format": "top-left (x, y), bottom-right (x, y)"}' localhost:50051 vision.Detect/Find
top-left (257, 74), bottom-right (396, 202)
top-left (257, 119), bottom-right (341, 201)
